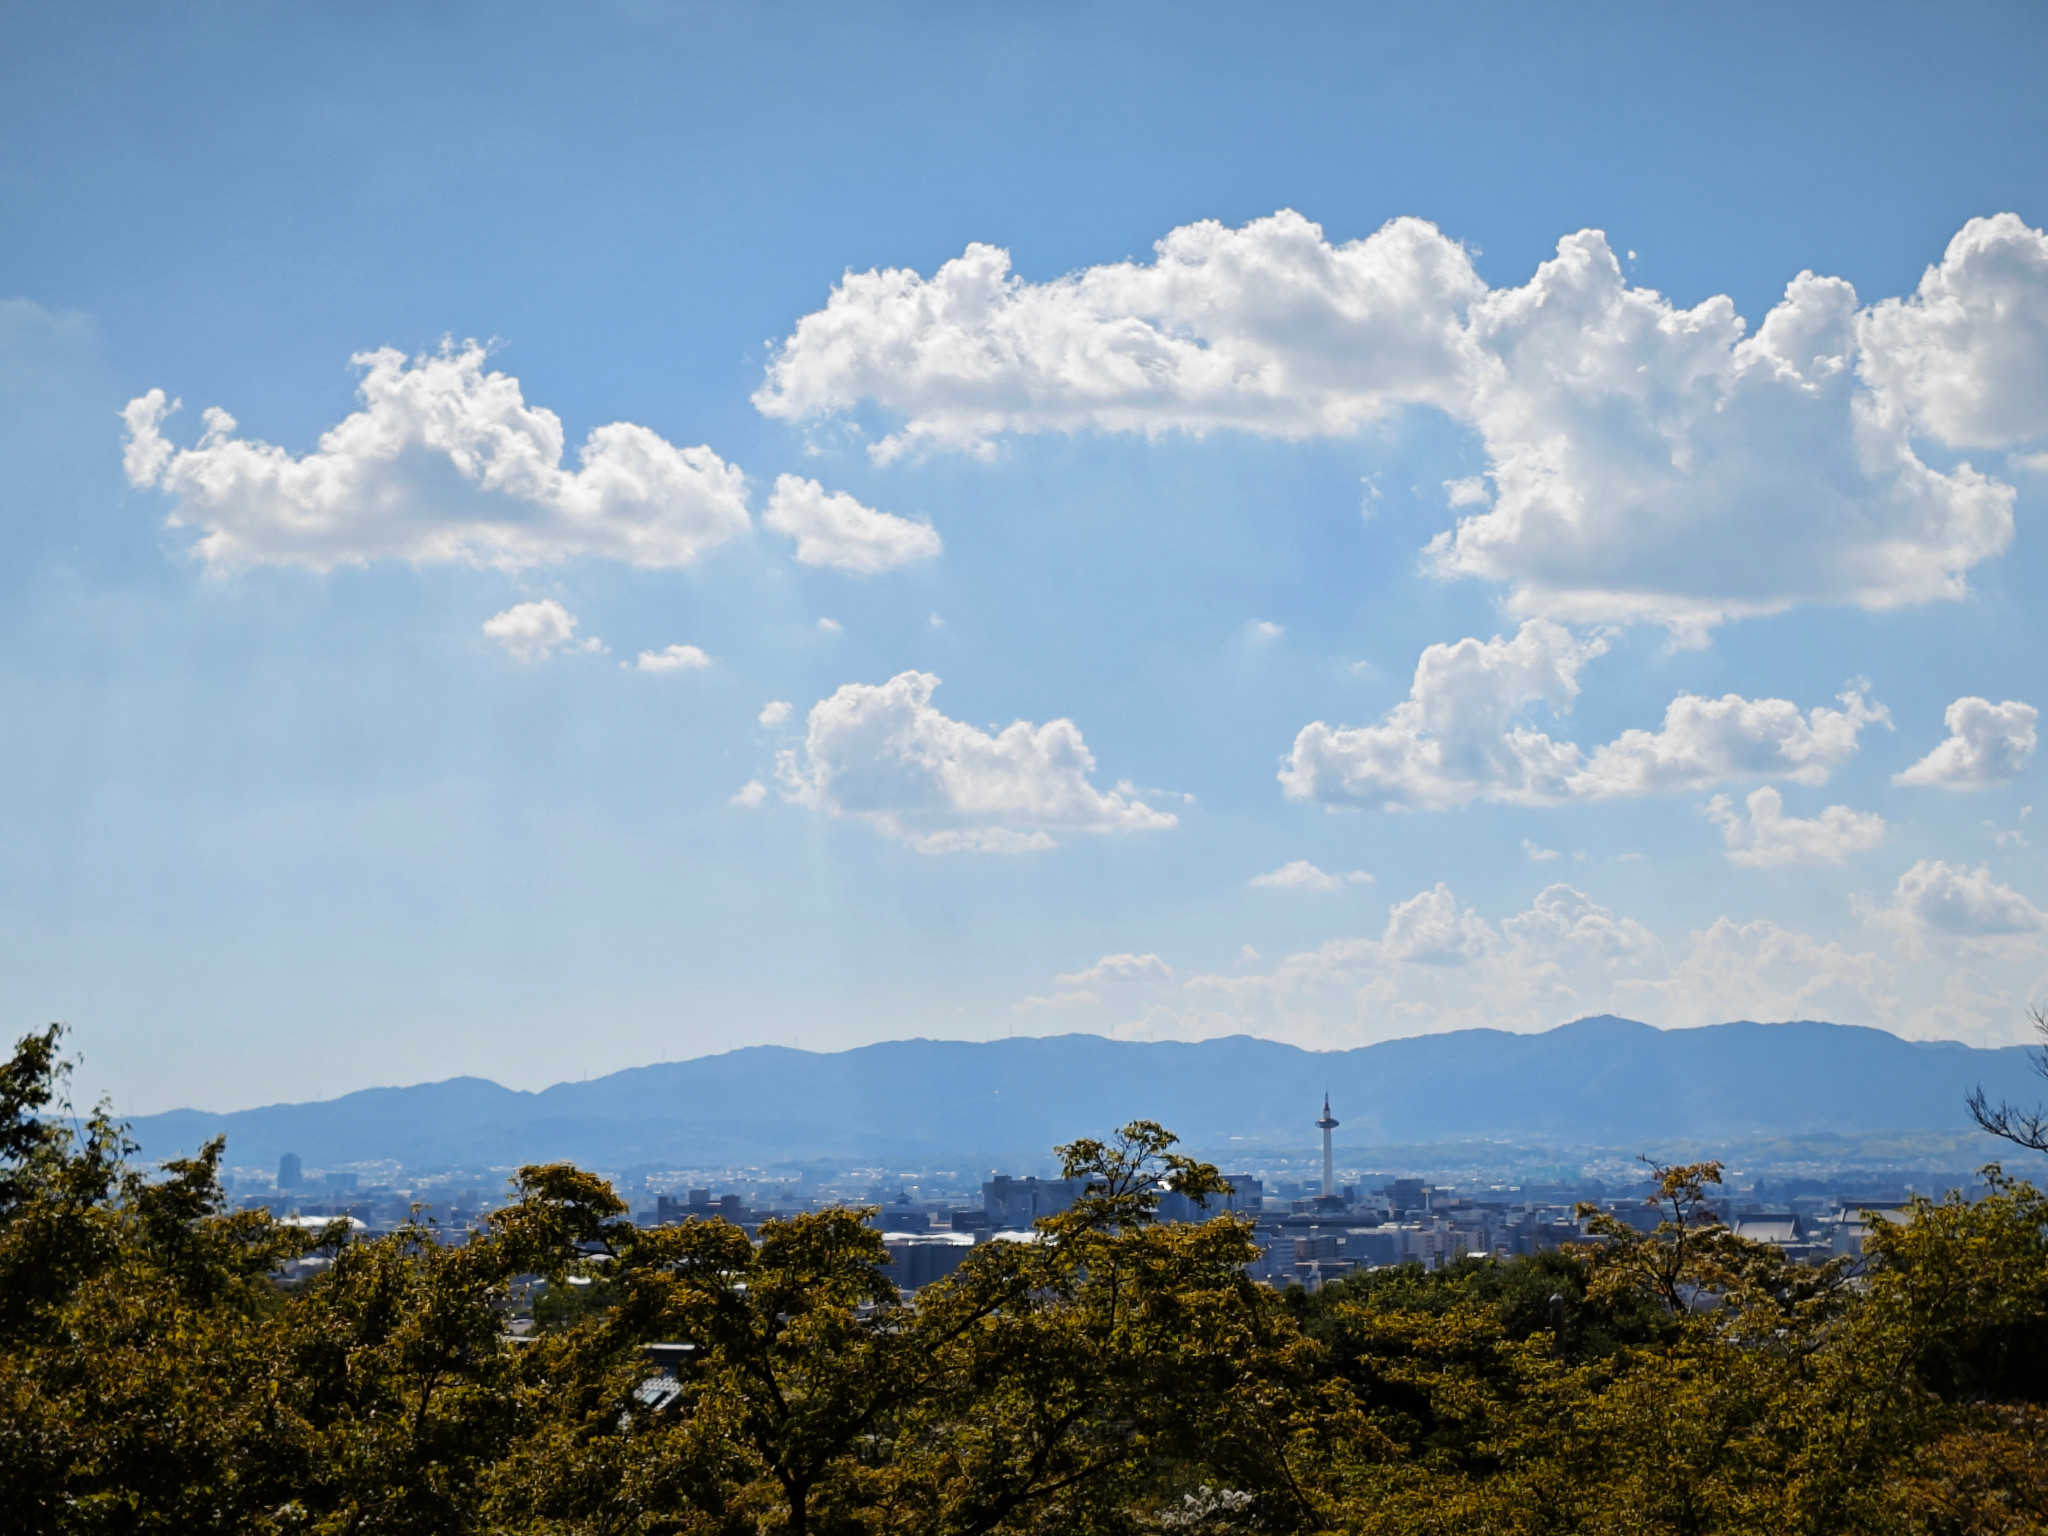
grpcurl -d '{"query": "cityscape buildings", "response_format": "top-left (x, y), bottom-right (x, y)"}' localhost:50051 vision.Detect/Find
top-left (228, 1095), bottom-right (1992, 1299)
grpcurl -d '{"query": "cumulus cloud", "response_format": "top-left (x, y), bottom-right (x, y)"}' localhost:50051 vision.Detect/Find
top-left (762, 474), bottom-right (941, 572)
top-left (1574, 688), bottom-right (1889, 796)
top-left (1180, 881), bottom-right (1662, 1043)
top-left (1279, 621), bottom-right (1601, 809)
top-left (1864, 859), bottom-right (2048, 953)
top-left (761, 211), bottom-right (2040, 633)
top-left (759, 700), bottom-right (793, 728)
top-left (1170, 878), bottom-right (1920, 1045)
top-left (1428, 250), bottom-right (2013, 636)
top-left (1522, 839), bottom-right (1560, 862)
top-left (773, 670), bottom-right (1177, 852)
top-left (1895, 697), bottom-right (2038, 789)
top-left (731, 780), bottom-right (767, 808)
top-left (1061, 875), bottom-right (2044, 1050)
top-left (1246, 620), bottom-right (1284, 642)
top-left (1858, 214), bottom-right (2048, 449)
top-left (755, 211), bottom-right (1484, 460)
top-left (1614, 917), bottom-right (1896, 1028)
top-left (635, 643), bottom-right (711, 673)
top-left (1380, 883), bottom-right (1497, 964)
top-left (481, 599), bottom-right (601, 661)
top-left (1249, 860), bottom-right (1371, 891)
top-left (1012, 952), bottom-right (1173, 1014)
top-left (124, 344), bottom-right (751, 572)
top-left (1705, 786), bottom-right (1888, 867)
top-left (1278, 620), bottom-right (1885, 809)
top-left (1501, 883), bottom-right (1664, 967)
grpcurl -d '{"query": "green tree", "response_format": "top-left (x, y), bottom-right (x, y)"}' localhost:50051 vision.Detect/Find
top-left (6, 1023), bottom-right (2048, 1536)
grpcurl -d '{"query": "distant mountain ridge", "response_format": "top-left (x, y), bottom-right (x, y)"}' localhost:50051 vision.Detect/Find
top-left (124, 1017), bottom-right (2048, 1172)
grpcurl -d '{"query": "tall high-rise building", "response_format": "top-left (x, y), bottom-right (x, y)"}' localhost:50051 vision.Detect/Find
top-left (277, 1152), bottom-right (302, 1190)
top-left (1315, 1095), bottom-right (1339, 1201)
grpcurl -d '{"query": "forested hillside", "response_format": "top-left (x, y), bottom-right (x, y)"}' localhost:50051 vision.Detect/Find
top-left (128, 1016), bottom-right (2045, 1168)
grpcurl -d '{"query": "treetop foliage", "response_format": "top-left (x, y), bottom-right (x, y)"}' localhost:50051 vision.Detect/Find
top-left (3, 1026), bottom-right (2046, 1534)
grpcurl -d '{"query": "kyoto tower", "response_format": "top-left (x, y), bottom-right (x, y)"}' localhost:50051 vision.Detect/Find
top-left (1316, 1093), bottom-right (1340, 1202)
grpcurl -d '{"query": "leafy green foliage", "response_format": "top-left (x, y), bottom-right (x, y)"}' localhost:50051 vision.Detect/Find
top-left (2, 1028), bottom-right (2046, 1534)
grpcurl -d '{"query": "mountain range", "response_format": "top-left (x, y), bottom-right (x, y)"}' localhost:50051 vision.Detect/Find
top-left (123, 1016), bottom-right (2048, 1173)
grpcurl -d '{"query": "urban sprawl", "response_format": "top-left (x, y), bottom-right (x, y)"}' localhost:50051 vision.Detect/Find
top-left (241, 1096), bottom-right (1963, 1298)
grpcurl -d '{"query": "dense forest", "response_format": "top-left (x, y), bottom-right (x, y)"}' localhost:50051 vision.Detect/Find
top-left (4, 1024), bottom-right (2047, 1535)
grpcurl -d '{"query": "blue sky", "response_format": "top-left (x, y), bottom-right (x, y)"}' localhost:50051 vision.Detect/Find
top-left (4, 2), bottom-right (2048, 1114)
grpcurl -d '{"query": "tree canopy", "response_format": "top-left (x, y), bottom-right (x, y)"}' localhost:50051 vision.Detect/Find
top-left (3, 1027), bottom-right (2045, 1534)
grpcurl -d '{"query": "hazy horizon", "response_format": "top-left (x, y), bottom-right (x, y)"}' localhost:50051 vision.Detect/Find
top-left (150, 1012), bottom-right (2031, 1119)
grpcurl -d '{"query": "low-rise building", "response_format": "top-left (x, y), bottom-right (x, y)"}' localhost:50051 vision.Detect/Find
top-left (1827, 1200), bottom-right (1915, 1259)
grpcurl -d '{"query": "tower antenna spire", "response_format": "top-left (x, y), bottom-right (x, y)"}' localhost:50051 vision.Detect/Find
top-left (1315, 1093), bottom-right (1340, 1203)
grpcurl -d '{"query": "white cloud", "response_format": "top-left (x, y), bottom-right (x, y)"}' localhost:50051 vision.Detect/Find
top-left (762, 474), bottom-right (941, 573)
top-left (1173, 879), bottom-right (1912, 1045)
top-left (1056, 952), bottom-right (1175, 987)
top-left (731, 780), bottom-right (767, 808)
top-left (1857, 214), bottom-right (2048, 450)
top-left (773, 670), bottom-right (1177, 852)
top-left (1246, 620), bottom-right (1283, 641)
top-left (1573, 688), bottom-right (1888, 796)
top-left (1614, 917), bottom-right (1895, 1028)
top-left (1249, 860), bottom-right (1371, 891)
top-left (1380, 883), bottom-right (1497, 964)
top-left (1895, 696), bottom-right (2038, 789)
top-left (754, 211), bottom-right (1484, 461)
top-left (123, 344), bottom-right (751, 572)
top-left (481, 599), bottom-right (601, 661)
top-left (1705, 786), bottom-right (1888, 867)
top-left (1429, 252), bottom-right (2013, 636)
top-left (1522, 839), bottom-right (1560, 862)
top-left (1864, 859), bottom-right (2048, 952)
top-left (1278, 620), bottom-right (1885, 809)
top-left (1279, 620), bottom-right (1602, 809)
top-left (759, 700), bottom-right (793, 728)
top-left (761, 212), bottom-right (2038, 634)
top-left (635, 643), bottom-right (711, 673)
top-left (817, 617), bottom-right (841, 632)
top-left (1066, 875), bottom-right (2046, 1051)
top-left (1899, 967), bottom-right (2043, 1049)
top-left (1179, 880), bottom-right (1661, 1044)
top-left (1021, 952), bottom-right (1178, 1026)
top-left (1502, 882), bottom-right (1663, 967)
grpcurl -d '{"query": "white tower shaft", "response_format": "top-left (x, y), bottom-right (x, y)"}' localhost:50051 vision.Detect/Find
top-left (1315, 1094), bottom-right (1340, 1201)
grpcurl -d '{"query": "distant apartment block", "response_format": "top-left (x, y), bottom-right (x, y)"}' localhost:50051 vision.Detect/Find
top-left (880, 1233), bottom-right (976, 1292)
top-left (982, 1174), bottom-right (1084, 1228)
top-left (1156, 1175), bottom-right (1263, 1223)
top-left (654, 1190), bottom-right (748, 1225)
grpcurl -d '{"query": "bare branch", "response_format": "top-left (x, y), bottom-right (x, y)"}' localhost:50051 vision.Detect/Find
top-left (1966, 1008), bottom-right (2048, 1154)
